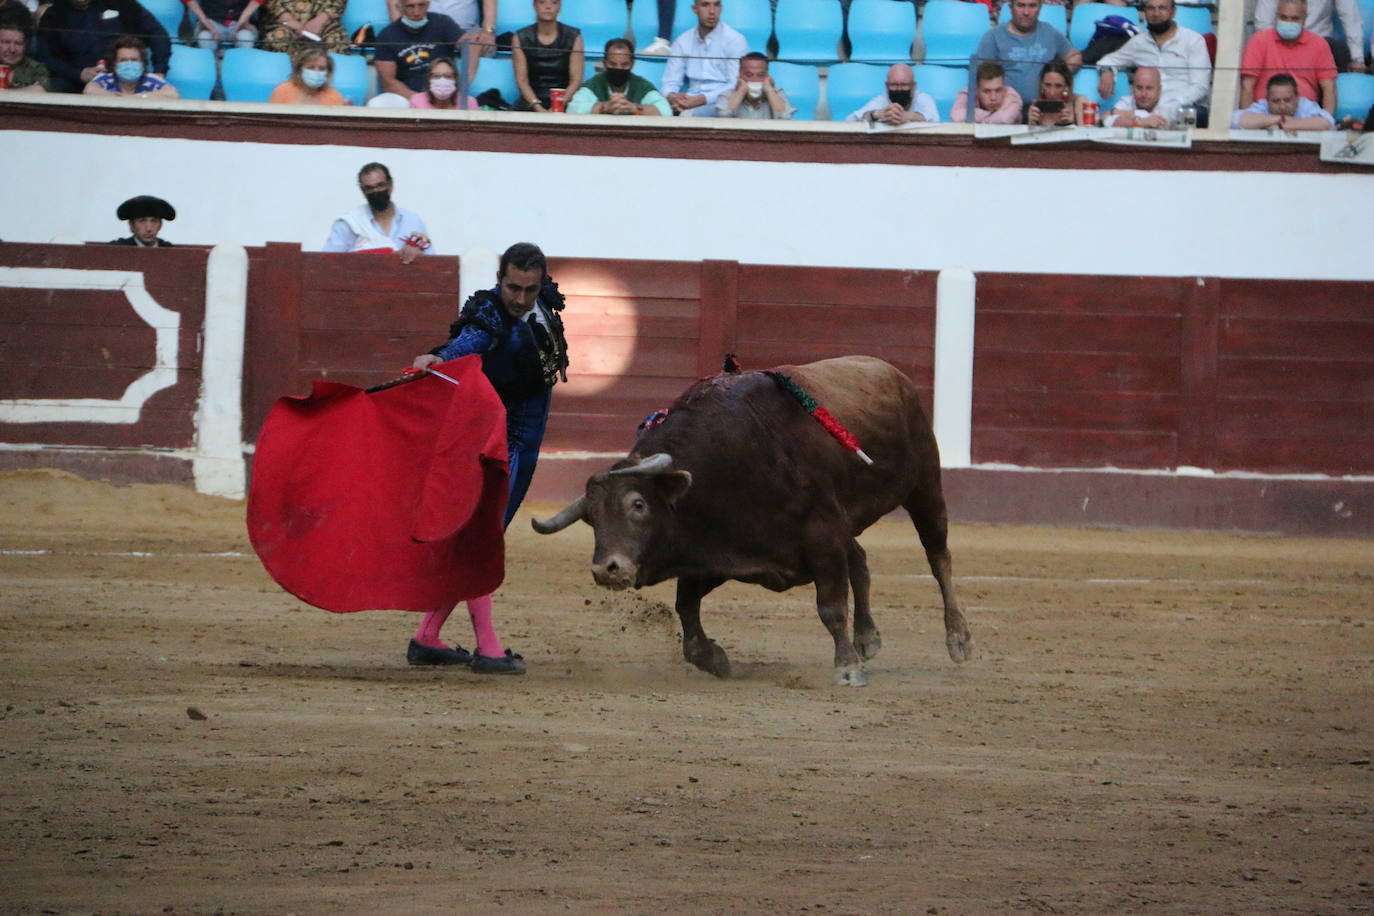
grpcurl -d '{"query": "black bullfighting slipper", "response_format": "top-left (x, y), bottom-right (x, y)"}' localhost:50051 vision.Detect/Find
top-left (469, 649), bottom-right (526, 675)
top-left (407, 639), bottom-right (474, 666)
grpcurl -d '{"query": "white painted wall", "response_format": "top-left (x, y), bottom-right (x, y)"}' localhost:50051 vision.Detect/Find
top-left (4, 128), bottom-right (1373, 281)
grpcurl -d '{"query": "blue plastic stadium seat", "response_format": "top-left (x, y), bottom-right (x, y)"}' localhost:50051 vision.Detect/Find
top-left (343, 0), bottom-right (393, 39)
top-left (1335, 72), bottom-right (1374, 121)
top-left (632, 0), bottom-right (692, 50)
top-left (632, 56), bottom-right (667, 90)
top-left (140, 0), bottom-right (187, 41)
top-left (773, 0), bottom-right (843, 62)
top-left (912, 62), bottom-right (967, 120)
top-left (727, 0), bottom-right (774, 54)
top-left (846, 0), bottom-right (916, 63)
top-left (330, 51), bottom-right (371, 104)
top-left (472, 54), bottom-right (520, 103)
top-left (166, 45), bottom-right (217, 99)
top-left (1073, 65), bottom-right (1128, 110)
top-left (998, 1), bottom-right (1066, 34)
top-left (921, 0), bottom-right (991, 66)
top-left (1068, 2), bottom-right (1139, 51)
top-left (559, 0), bottom-right (630, 58)
top-left (220, 47), bottom-right (293, 102)
top-left (768, 60), bottom-right (821, 117)
top-left (825, 60), bottom-right (885, 119)
top-left (1173, 5), bottom-right (1213, 36)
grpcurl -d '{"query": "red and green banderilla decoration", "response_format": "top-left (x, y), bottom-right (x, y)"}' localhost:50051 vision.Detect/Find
top-left (764, 371), bottom-right (874, 466)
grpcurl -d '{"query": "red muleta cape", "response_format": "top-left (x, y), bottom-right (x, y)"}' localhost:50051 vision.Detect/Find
top-left (247, 356), bottom-right (509, 614)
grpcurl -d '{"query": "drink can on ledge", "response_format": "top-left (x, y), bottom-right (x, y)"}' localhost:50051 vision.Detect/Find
top-left (0, 64), bottom-right (12, 89)
top-left (550, 87), bottom-right (566, 112)
top-left (1081, 101), bottom-right (1098, 126)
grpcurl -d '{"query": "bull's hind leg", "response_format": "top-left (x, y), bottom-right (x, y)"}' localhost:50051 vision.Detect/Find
top-left (903, 484), bottom-right (974, 663)
top-left (848, 540), bottom-right (881, 661)
top-left (675, 577), bottom-right (730, 678)
top-left (805, 532), bottom-right (865, 686)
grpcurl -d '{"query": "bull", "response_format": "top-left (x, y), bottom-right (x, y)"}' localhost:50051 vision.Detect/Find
top-left (532, 355), bottom-right (973, 686)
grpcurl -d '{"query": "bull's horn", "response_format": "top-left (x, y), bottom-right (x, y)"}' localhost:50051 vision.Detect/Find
top-left (607, 453), bottom-right (674, 477)
top-left (531, 495), bottom-right (586, 534)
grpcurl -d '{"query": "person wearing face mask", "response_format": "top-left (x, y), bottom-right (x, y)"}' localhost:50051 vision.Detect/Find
top-left (324, 163), bottom-right (433, 263)
top-left (374, 0), bottom-right (461, 97)
top-left (950, 61), bottom-right (1024, 123)
top-left (1255, 0), bottom-right (1366, 73)
top-left (408, 55), bottom-right (480, 108)
top-left (83, 34), bottom-right (179, 98)
top-left (260, 0), bottom-right (348, 52)
top-left (269, 46), bottom-right (348, 104)
top-left (847, 63), bottom-right (940, 125)
top-left (108, 195), bottom-right (176, 247)
top-left (566, 37), bottom-right (670, 115)
top-left (1094, 0), bottom-right (1212, 127)
top-left (34, 0), bottom-right (170, 93)
top-left (716, 51), bottom-right (794, 118)
top-left (1240, 0), bottom-right (1339, 115)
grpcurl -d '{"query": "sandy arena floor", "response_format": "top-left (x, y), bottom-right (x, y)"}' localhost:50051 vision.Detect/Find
top-left (1, 469), bottom-right (1371, 914)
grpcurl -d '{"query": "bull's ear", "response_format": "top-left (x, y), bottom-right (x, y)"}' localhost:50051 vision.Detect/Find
top-left (658, 470), bottom-right (692, 506)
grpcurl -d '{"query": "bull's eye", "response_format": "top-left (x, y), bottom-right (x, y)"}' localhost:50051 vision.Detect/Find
top-left (631, 498), bottom-right (647, 513)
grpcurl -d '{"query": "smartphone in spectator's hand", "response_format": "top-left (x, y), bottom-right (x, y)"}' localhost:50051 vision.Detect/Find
top-left (1036, 99), bottom-right (1065, 113)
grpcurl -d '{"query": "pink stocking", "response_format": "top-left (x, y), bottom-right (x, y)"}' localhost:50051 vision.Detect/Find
top-left (413, 606), bottom-right (455, 648)
top-left (466, 594), bottom-right (505, 658)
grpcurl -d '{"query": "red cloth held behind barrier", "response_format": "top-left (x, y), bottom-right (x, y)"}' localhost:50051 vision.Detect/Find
top-left (247, 356), bottom-right (509, 614)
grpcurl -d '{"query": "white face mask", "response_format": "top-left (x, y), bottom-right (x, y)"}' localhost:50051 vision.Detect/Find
top-left (429, 76), bottom-right (456, 99)
top-left (745, 80), bottom-right (764, 100)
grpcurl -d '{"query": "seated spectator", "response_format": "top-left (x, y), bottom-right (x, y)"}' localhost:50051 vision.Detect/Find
top-left (512, 0), bottom-right (583, 112)
top-left (1025, 58), bottom-right (1084, 125)
top-left (185, 0), bottom-right (261, 50)
top-left (661, 0), bottom-right (747, 117)
top-left (1095, 0), bottom-right (1211, 127)
top-left (968, 0), bottom-right (1079, 111)
top-left (950, 61), bottom-right (1023, 123)
top-left (409, 55), bottom-right (479, 108)
top-left (260, 0), bottom-right (348, 53)
top-left (1103, 65), bottom-right (1170, 127)
top-left (110, 195), bottom-right (176, 247)
top-left (1240, 0), bottom-right (1338, 115)
top-left (848, 63), bottom-right (939, 124)
top-left (389, 0), bottom-right (497, 56)
top-left (374, 0), bottom-right (460, 96)
top-left (324, 162), bottom-right (432, 261)
top-left (35, 0), bottom-right (170, 92)
top-left (716, 51), bottom-right (793, 119)
top-left (269, 45), bottom-right (348, 103)
top-left (567, 37), bottom-right (670, 115)
top-left (0, 14), bottom-right (49, 91)
top-left (83, 35), bottom-right (180, 98)
top-left (1231, 71), bottom-right (1337, 130)
top-left (1255, 0), bottom-right (1365, 73)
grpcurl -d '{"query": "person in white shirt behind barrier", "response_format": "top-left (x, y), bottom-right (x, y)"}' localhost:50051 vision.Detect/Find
top-left (1103, 65), bottom-right (1171, 128)
top-left (1230, 71), bottom-right (1337, 130)
top-left (323, 163), bottom-right (433, 262)
top-left (1095, 0), bottom-right (1212, 127)
top-left (660, 0), bottom-right (748, 117)
top-left (848, 63), bottom-right (940, 125)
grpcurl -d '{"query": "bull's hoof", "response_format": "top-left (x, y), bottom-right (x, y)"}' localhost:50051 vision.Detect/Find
top-left (854, 628), bottom-right (882, 661)
top-left (686, 640), bottom-right (732, 679)
top-left (834, 665), bottom-right (868, 687)
top-left (946, 629), bottom-right (974, 663)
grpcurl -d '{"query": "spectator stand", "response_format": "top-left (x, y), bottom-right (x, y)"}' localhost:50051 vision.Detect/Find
top-left (166, 44), bottom-right (218, 98)
top-left (768, 59), bottom-right (822, 117)
top-left (1335, 72), bottom-right (1374, 122)
top-left (220, 46), bottom-right (292, 101)
top-left (913, 62), bottom-right (967, 120)
top-left (773, 0), bottom-right (844, 64)
top-left (561, 0), bottom-right (630, 59)
top-left (1173, 4), bottom-right (1213, 36)
top-left (1068, 2), bottom-right (1139, 50)
top-left (632, 0), bottom-right (690, 51)
top-left (1074, 65), bottom-right (1129, 111)
top-left (729, 0), bottom-right (775, 55)
top-left (330, 50), bottom-right (371, 104)
top-left (343, 0), bottom-right (393, 52)
top-left (824, 60), bottom-right (885, 120)
top-left (141, 0), bottom-right (189, 41)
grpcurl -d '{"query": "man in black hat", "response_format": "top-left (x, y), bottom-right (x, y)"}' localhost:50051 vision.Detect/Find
top-left (110, 195), bottom-right (176, 247)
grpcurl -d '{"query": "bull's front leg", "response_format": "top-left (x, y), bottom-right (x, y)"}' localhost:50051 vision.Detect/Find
top-left (808, 539), bottom-right (864, 687)
top-left (675, 577), bottom-right (730, 678)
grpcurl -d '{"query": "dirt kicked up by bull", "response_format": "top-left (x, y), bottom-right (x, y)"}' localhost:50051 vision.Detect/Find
top-left (532, 355), bottom-right (974, 687)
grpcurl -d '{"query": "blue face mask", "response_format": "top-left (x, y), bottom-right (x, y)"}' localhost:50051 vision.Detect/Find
top-left (115, 60), bottom-right (143, 83)
top-left (1276, 20), bottom-right (1302, 40)
top-left (302, 68), bottom-right (328, 88)
top-left (401, 15), bottom-right (428, 27)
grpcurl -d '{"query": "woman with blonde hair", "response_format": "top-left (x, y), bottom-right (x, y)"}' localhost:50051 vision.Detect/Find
top-left (268, 46), bottom-right (348, 104)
